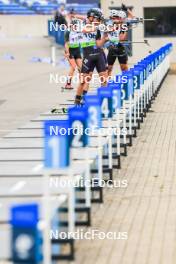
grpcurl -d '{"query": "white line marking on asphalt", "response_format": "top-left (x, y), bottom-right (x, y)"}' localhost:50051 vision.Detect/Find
top-left (32, 163), bottom-right (43, 172)
top-left (9, 181), bottom-right (26, 193)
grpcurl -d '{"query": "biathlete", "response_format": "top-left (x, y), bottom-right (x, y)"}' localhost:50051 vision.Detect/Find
top-left (51, 10), bottom-right (107, 113)
top-left (74, 8), bottom-right (108, 105)
top-left (106, 9), bottom-right (129, 78)
top-left (63, 19), bottom-right (82, 90)
top-left (106, 6), bottom-right (136, 77)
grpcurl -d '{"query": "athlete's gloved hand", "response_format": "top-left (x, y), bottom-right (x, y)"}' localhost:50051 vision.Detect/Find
top-left (121, 3), bottom-right (128, 12)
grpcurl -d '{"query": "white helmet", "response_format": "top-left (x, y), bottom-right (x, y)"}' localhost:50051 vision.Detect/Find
top-left (110, 9), bottom-right (127, 19)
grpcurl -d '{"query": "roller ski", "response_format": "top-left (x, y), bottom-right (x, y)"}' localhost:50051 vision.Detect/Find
top-left (51, 107), bottom-right (68, 114)
top-left (61, 84), bottom-right (74, 92)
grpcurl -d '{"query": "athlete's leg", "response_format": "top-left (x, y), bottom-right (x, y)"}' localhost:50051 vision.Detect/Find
top-left (117, 46), bottom-right (128, 72)
top-left (96, 52), bottom-right (109, 86)
top-left (119, 63), bottom-right (128, 71)
top-left (74, 73), bottom-right (92, 105)
top-left (82, 71), bottom-right (93, 92)
top-left (99, 71), bottom-right (108, 86)
top-left (74, 53), bottom-right (94, 105)
top-left (75, 58), bottom-right (82, 72)
top-left (107, 65), bottom-right (114, 78)
top-left (82, 51), bottom-right (107, 94)
top-left (81, 72), bottom-right (93, 103)
top-left (107, 48), bottom-right (116, 78)
top-left (75, 58), bottom-right (82, 86)
top-left (65, 58), bottom-right (77, 89)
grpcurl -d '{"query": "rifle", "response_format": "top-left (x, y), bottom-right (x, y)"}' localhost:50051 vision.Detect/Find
top-left (125, 17), bottom-right (155, 25)
top-left (101, 17), bottom-right (155, 32)
top-left (120, 39), bottom-right (151, 46)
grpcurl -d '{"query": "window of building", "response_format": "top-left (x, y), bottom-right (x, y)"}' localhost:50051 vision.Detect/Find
top-left (144, 7), bottom-right (176, 37)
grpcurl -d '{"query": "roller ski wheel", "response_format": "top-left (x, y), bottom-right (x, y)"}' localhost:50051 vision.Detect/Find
top-left (51, 107), bottom-right (68, 114)
top-left (62, 107), bottom-right (68, 113)
top-left (51, 108), bottom-right (61, 114)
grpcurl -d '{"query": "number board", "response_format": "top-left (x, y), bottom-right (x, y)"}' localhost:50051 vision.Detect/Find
top-left (97, 87), bottom-right (113, 118)
top-left (11, 204), bottom-right (42, 264)
top-left (108, 83), bottom-right (121, 112)
top-left (143, 59), bottom-right (152, 77)
top-left (161, 49), bottom-right (165, 61)
top-left (144, 59), bottom-right (151, 76)
top-left (148, 55), bottom-right (155, 72)
top-left (154, 52), bottom-right (159, 68)
top-left (138, 62), bottom-right (147, 81)
top-left (68, 106), bottom-right (89, 148)
top-left (158, 52), bottom-right (162, 64)
top-left (135, 64), bottom-right (145, 84)
top-left (85, 95), bottom-right (102, 129)
top-left (121, 71), bottom-right (134, 100)
top-left (132, 67), bottom-right (141, 90)
top-left (44, 120), bottom-right (70, 169)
